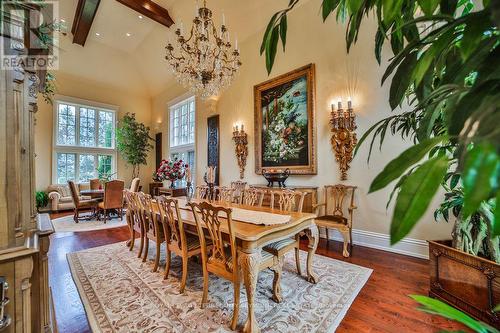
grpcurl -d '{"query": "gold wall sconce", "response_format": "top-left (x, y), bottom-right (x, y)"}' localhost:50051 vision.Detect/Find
top-left (232, 123), bottom-right (248, 179)
top-left (330, 98), bottom-right (357, 180)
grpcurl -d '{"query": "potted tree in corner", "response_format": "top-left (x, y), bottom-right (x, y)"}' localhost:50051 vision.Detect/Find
top-left (261, 0), bottom-right (499, 326)
top-left (116, 112), bottom-right (154, 180)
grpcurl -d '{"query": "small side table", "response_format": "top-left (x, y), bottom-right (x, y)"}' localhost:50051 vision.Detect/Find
top-left (157, 187), bottom-right (187, 197)
top-left (149, 182), bottom-right (163, 196)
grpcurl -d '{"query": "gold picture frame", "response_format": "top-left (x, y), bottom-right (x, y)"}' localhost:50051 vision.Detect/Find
top-left (254, 63), bottom-right (317, 175)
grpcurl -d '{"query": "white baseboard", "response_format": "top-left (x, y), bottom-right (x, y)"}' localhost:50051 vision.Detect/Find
top-left (319, 228), bottom-right (429, 259)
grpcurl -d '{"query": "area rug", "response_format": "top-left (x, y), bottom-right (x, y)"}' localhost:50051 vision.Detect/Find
top-left (52, 215), bottom-right (127, 233)
top-left (67, 242), bottom-right (372, 332)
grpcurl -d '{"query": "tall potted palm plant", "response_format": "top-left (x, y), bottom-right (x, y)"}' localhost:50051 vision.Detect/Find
top-left (261, 0), bottom-right (499, 325)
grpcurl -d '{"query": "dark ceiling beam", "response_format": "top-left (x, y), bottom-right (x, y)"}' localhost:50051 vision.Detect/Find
top-left (71, 0), bottom-right (101, 46)
top-left (115, 0), bottom-right (174, 28)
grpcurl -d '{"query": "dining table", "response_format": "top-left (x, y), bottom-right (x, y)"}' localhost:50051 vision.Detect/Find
top-left (150, 197), bottom-right (319, 333)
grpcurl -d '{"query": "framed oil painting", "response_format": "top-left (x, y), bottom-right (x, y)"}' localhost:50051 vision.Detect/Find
top-left (254, 63), bottom-right (317, 175)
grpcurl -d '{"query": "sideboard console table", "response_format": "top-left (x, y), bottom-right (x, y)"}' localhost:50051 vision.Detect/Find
top-left (249, 185), bottom-right (318, 213)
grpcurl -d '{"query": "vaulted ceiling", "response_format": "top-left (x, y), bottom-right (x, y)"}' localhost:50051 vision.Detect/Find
top-left (56, 0), bottom-right (306, 97)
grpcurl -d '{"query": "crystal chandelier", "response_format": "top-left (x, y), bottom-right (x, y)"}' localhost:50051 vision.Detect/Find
top-left (165, 0), bottom-right (242, 99)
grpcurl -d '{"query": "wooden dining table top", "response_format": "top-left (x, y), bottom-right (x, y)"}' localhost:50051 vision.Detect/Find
top-left (152, 197), bottom-right (317, 244)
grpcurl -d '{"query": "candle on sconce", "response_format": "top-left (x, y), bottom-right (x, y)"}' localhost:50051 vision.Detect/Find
top-left (347, 98), bottom-right (352, 109)
top-left (331, 103), bottom-right (335, 112)
top-left (337, 99), bottom-right (342, 110)
top-left (222, 12), bottom-right (226, 26)
top-left (240, 124), bottom-right (244, 132)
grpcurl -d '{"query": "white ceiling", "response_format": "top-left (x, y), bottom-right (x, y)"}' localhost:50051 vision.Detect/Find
top-left (56, 0), bottom-right (307, 97)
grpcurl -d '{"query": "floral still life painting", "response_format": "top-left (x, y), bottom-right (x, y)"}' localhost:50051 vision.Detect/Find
top-left (254, 64), bottom-right (316, 174)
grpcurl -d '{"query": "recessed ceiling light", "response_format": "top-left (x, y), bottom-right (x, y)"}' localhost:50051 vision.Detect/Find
top-left (95, 32), bottom-right (100, 36)
top-left (126, 32), bottom-right (131, 37)
top-left (138, 15), bottom-right (143, 19)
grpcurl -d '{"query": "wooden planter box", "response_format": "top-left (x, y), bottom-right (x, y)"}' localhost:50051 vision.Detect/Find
top-left (429, 240), bottom-right (500, 327)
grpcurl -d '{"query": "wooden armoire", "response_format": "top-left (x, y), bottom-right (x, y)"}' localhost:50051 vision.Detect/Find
top-left (0, 4), bottom-right (55, 333)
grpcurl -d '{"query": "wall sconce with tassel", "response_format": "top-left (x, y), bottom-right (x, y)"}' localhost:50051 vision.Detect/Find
top-left (232, 123), bottom-right (248, 179)
top-left (330, 99), bottom-right (357, 180)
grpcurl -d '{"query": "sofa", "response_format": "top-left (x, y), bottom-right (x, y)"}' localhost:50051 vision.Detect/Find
top-left (47, 184), bottom-right (91, 212)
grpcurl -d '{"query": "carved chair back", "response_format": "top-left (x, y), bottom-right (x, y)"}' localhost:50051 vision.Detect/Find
top-left (195, 185), bottom-right (209, 200)
top-left (124, 191), bottom-right (141, 233)
top-left (68, 181), bottom-right (81, 206)
top-left (136, 192), bottom-right (156, 235)
top-left (156, 196), bottom-right (187, 251)
top-left (270, 189), bottom-right (307, 213)
top-left (102, 180), bottom-right (125, 209)
top-left (215, 186), bottom-right (235, 203)
top-left (323, 184), bottom-right (357, 225)
top-left (242, 188), bottom-right (265, 207)
top-left (189, 201), bottom-right (237, 273)
top-left (230, 181), bottom-right (247, 203)
top-left (89, 178), bottom-right (100, 190)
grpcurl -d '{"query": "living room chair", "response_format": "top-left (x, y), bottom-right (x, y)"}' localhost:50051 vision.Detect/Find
top-left (68, 181), bottom-right (99, 223)
top-left (89, 178), bottom-right (100, 190)
top-left (156, 196), bottom-right (210, 293)
top-left (263, 189), bottom-right (307, 277)
top-left (188, 201), bottom-right (283, 330)
top-left (97, 180), bottom-right (125, 223)
top-left (314, 184), bottom-right (357, 257)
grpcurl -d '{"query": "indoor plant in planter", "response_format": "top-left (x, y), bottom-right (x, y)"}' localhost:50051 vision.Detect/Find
top-left (156, 158), bottom-right (187, 189)
top-left (116, 112), bottom-right (154, 179)
top-left (261, 0), bottom-right (499, 326)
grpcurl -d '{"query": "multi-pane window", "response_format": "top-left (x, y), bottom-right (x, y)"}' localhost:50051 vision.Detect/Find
top-left (53, 98), bottom-right (117, 184)
top-left (169, 96), bottom-right (196, 185)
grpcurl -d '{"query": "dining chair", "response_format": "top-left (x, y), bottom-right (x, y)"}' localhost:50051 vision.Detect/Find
top-left (188, 201), bottom-right (283, 329)
top-left (68, 180), bottom-right (99, 223)
top-left (129, 177), bottom-right (141, 192)
top-left (136, 192), bottom-right (164, 272)
top-left (230, 181), bottom-right (247, 203)
top-left (195, 185), bottom-right (209, 200)
top-left (97, 180), bottom-right (125, 223)
top-left (314, 184), bottom-right (357, 257)
top-left (156, 196), bottom-right (210, 293)
top-left (263, 189), bottom-right (307, 276)
top-left (89, 178), bottom-right (100, 190)
top-left (214, 186), bottom-right (234, 203)
top-left (124, 191), bottom-right (145, 257)
top-left (242, 188), bottom-right (265, 207)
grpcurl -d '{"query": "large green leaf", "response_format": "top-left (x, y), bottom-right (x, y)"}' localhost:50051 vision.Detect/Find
top-left (279, 15), bottom-right (287, 51)
top-left (495, 189), bottom-right (500, 237)
top-left (265, 27), bottom-right (280, 74)
top-left (391, 155), bottom-right (449, 244)
top-left (389, 51), bottom-right (417, 109)
top-left (462, 143), bottom-right (499, 218)
top-left (322, 0), bottom-right (340, 21)
top-left (260, 12), bottom-right (279, 55)
top-left (460, 11), bottom-right (490, 60)
top-left (410, 295), bottom-right (498, 333)
top-left (370, 136), bottom-right (445, 193)
top-left (418, 0), bottom-right (440, 16)
top-left (383, 0), bottom-right (404, 24)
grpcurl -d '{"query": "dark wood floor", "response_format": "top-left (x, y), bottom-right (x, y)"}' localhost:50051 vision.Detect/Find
top-left (48, 211), bottom-right (466, 333)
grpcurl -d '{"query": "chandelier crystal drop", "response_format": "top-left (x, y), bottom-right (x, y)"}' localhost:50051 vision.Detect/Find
top-left (165, 0), bottom-right (242, 99)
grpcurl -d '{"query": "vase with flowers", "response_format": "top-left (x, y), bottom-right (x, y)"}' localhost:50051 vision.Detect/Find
top-left (156, 158), bottom-right (187, 189)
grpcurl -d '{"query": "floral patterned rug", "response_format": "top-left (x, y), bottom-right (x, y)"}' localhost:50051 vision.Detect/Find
top-left (67, 242), bottom-right (372, 332)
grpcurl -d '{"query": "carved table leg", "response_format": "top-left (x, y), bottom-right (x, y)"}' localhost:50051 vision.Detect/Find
top-left (239, 250), bottom-right (261, 333)
top-left (305, 225), bottom-right (319, 284)
top-left (270, 256), bottom-right (283, 303)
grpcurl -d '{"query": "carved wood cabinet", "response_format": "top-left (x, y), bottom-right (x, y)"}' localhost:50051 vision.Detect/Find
top-left (0, 10), bottom-right (55, 333)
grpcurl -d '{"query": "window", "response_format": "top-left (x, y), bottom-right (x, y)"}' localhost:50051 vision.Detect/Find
top-left (53, 97), bottom-right (117, 184)
top-left (169, 96), bottom-right (196, 186)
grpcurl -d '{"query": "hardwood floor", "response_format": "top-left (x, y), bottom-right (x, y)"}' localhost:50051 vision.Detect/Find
top-left (48, 211), bottom-right (466, 332)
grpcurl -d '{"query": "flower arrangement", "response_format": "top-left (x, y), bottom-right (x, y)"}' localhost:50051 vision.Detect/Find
top-left (156, 158), bottom-right (187, 187)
